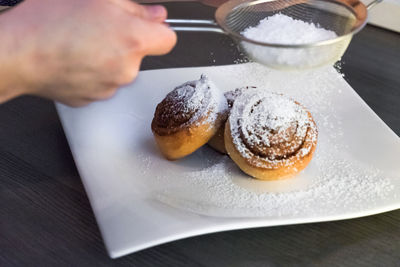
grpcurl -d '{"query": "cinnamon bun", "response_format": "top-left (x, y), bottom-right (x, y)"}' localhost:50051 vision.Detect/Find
top-left (208, 86), bottom-right (255, 154)
top-left (224, 89), bottom-right (318, 180)
top-left (151, 75), bottom-right (228, 160)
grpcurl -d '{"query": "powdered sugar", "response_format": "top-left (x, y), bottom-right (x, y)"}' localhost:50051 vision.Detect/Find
top-left (154, 148), bottom-right (394, 217)
top-left (240, 14), bottom-right (339, 68)
top-left (153, 75), bottom-right (227, 131)
top-left (177, 75), bottom-right (227, 126)
top-left (229, 90), bottom-right (316, 166)
top-left (242, 14), bottom-right (337, 45)
top-left (141, 63), bottom-right (398, 218)
top-left (224, 86), bottom-right (255, 108)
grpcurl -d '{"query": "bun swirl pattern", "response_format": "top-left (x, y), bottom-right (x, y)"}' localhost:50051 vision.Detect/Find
top-left (152, 75), bottom-right (228, 160)
top-left (225, 89), bottom-right (317, 180)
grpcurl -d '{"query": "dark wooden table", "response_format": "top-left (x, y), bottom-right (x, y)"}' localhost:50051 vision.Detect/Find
top-left (1, 3), bottom-right (400, 266)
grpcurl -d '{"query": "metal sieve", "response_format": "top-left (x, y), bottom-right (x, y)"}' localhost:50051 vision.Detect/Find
top-left (165, 0), bottom-right (383, 70)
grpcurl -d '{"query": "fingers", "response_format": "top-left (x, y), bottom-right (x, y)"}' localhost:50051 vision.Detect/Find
top-left (61, 99), bottom-right (92, 107)
top-left (109, 0), bottom-right (167, 22)
top-left (130, 18), bottom-right (177, 56)
top-left (31, 82), bottom-right (120, 107)
top-left (52, 88), bottom-right (119, 107)
top-left (199, 0), bottom-right (229, 8)
top-left (142, 5), bottom-right (168, 23)
top-left (109, 0), bottom-right (176, 56)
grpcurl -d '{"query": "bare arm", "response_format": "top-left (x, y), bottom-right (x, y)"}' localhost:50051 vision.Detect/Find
top-left (0, 0), bottom-right (176, 106)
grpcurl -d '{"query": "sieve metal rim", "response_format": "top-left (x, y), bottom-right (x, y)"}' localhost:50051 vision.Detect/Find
top-left (215, 0), bottom-right (368, 48)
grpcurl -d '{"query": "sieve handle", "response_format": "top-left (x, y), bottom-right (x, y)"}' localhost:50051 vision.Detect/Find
top-left (366, 0), bottom-right (383, 9)
top-left (165, 19), bottom-right (225, 34)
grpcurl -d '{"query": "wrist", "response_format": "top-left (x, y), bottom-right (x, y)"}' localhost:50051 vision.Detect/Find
top-left (0, 12), bottom-right (31, 103)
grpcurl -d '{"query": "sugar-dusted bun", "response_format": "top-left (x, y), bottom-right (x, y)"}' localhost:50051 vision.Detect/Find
top-left (225, 89), bottom-right (318, 180)
top-left (208, 86), bottom-right (255, 154)
top-left (151, 75), bottom-right (228, 160)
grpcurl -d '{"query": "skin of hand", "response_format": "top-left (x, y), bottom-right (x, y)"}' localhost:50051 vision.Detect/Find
top-left (135, 0), bottom-right (229, 8)
top-left (0, 0), bottom-right (177, 106)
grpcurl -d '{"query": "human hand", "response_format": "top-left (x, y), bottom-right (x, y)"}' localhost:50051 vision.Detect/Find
top-left (0, 0), bottom-right (176, 106)
top-left (136, 0), bottom-right (229, 8)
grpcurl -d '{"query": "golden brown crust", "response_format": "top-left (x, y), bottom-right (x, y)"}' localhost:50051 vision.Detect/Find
top-left (207, 123), bottom-right (226, 154)
top-left (154, 115), bottom-right (223, 160)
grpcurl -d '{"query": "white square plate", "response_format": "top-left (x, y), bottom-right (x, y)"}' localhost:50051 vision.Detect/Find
top-left (56, 63), bottom-right (400, 258)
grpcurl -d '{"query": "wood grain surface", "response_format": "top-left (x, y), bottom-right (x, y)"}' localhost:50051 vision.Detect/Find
top-left (1, 3), bottom-right (400, 266)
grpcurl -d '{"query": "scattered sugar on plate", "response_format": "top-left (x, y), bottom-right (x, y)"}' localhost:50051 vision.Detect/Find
top-left (139, 63), bottom-right (398, 218)
top-left (240, 14), bottom-right (339, 68)
top-left (155, 150), bottom-right (394, 217)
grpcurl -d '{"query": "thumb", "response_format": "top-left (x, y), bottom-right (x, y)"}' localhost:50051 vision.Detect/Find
top-left (110, 0), bottom-right (167, 22)
top-left (131, 17), bottom-right (177, 56)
